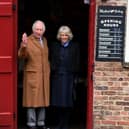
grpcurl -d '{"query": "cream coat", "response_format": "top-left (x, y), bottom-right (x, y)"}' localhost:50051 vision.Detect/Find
top-left (18, 34), bottom-right (50, 107)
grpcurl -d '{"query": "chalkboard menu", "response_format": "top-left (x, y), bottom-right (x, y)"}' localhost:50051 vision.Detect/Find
top-left (96, 6), bottom-right (126, 61)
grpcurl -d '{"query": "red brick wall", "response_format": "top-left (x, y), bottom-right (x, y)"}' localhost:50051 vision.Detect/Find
top-left (96, 0), bottom-right (126, 6)
top-left (94, 62), bottom-right (129, 129)
top-left (94, 1), bottom-right (128, 129)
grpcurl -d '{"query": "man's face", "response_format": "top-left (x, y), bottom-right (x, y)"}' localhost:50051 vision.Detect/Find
top-left (33, 22), bottom-right (44, 39)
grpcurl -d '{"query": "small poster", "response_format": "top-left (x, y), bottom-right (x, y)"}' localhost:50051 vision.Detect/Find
top-left (96, 6), bottom-right (126, 61)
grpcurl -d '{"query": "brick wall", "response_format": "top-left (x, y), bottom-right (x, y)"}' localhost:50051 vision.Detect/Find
top-left (94, 62), bottom-right (129, 129)
top-left (94, 0), bottom-right (129, 129)
top-left (96, 0), bottom-right (126, 6)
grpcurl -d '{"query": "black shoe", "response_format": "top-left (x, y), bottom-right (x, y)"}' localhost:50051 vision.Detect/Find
top-left (38, 126), bottom-right (50, 129)
top-left (29, 127), bottom-right (37, 129)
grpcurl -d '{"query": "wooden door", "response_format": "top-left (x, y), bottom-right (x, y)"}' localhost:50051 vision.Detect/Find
top-left (0, 0), bottom-right (17, 129)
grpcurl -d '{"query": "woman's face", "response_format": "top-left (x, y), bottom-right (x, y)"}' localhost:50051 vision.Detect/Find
top-left (60, 33), bottom-right (69, 43)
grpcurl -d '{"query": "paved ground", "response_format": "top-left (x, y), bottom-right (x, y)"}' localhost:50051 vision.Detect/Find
top-left (18, 115), bottom-right (85, 129)
top-left (19, 125), bottom-right (85, 129)
top-left (18, 125), bottom-right (85, 129)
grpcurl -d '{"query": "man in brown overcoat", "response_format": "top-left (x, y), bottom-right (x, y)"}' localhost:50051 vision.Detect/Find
top-left (18, 20), bottom-right (50, 129)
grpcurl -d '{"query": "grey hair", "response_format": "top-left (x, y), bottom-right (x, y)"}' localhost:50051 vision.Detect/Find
top-left (57, 26), bottom-right (73, 40)
top-left (32, 20), bottom-right (46, 32)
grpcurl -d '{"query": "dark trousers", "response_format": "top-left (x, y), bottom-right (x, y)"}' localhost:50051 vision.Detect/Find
top-left (55, 107), bottom-right (72, 129)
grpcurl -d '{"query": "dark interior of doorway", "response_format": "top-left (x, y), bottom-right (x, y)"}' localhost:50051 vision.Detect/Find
top-left (18, 0), bottom-right (89, 129)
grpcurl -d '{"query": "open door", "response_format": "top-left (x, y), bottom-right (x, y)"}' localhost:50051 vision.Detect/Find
top-left (18, 0), bottom-right (89, 129)
top-left (0, 0), bottom-right (17, 129)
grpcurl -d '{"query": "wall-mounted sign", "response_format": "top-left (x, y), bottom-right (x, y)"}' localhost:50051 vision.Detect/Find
top-left (124, 1), bottom-right (129, 67)
top-left (96, 6), bottom-right (126, 61)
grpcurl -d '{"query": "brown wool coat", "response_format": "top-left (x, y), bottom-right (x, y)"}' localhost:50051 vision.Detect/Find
top-left (18, 34), bottom-right (50, 107)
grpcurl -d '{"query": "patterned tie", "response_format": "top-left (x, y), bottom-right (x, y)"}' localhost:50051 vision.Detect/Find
top-left (39, 38), bottom-right (43, 47)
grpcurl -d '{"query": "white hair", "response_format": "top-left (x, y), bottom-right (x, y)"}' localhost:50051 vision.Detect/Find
top-left (57, 25), bottom-right (73, 40)
top-left (32, 20), bottom-right (46, 32)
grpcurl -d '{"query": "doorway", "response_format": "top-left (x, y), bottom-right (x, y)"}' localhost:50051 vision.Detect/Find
top-left (18, 0), bottom-right (89, 129)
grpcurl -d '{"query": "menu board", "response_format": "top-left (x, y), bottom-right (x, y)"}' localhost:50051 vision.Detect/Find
top-left (96, 6), bottom-right (126, 61)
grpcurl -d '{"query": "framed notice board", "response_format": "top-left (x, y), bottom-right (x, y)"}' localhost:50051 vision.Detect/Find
top-left (96, 6), bottom-right (126, 61)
